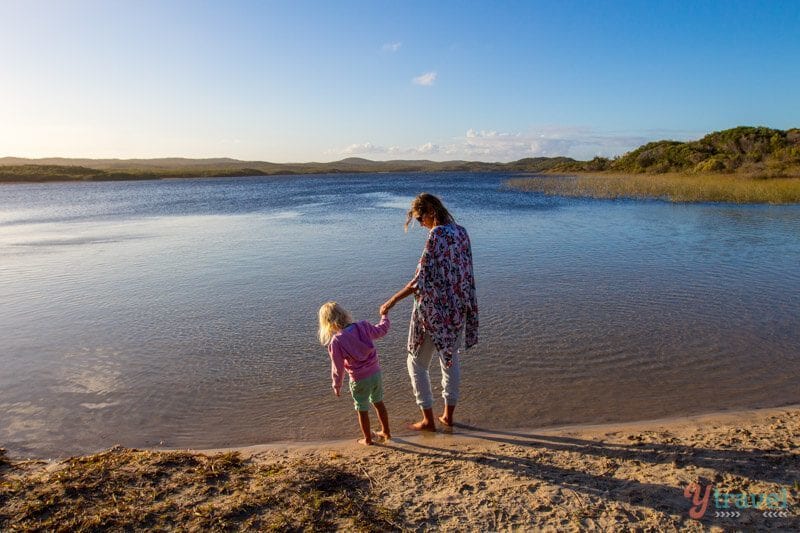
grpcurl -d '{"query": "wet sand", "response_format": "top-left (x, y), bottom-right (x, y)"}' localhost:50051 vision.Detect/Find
top-left (2, 405), bottom-right (799, 530)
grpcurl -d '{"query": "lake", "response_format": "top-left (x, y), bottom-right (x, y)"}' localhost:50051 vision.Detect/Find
top-left (2, 173), bottom-right (799, 458)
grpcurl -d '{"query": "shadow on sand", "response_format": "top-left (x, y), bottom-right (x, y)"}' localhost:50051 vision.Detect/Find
top-left (385, 423), bottom-right (799, 529)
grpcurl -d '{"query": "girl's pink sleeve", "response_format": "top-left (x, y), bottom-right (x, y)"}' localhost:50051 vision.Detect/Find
top-left (328, 343), bottom-right (345, 394)
top-left (365, 315), bottom-right (391, 339)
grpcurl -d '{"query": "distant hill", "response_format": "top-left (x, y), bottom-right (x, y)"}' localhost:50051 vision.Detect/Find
top-left (0, 155), bottom-right (578, 182)
top-left (3, 126), bottom-right (799, 183)
top-left (551, 126), bottom-right (800, 176)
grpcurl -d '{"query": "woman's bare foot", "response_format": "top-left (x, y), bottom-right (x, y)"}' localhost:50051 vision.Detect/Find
top-left (407, 419), bottom-right (436, 431)
top-left (357, 438), bottom-right (374, 446)
top-left (375, 431), bottom-right (391, 441)
top-left (438, 415), bottom-right (453, 427)
top-left (409, 408), bottom-right (437, 432)
top-left (439, 405), bottom-right (455, 427)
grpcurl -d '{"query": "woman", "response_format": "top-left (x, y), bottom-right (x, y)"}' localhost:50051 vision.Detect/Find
top-left (380, 192), bottom-right (478, 431)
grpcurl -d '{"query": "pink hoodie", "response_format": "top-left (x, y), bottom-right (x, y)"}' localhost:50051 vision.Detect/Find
top-left (329, 315), bottom-right (390, 394)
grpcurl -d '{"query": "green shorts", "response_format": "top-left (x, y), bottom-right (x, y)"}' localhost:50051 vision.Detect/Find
top-left (349, 371), bottom-right (384, 411)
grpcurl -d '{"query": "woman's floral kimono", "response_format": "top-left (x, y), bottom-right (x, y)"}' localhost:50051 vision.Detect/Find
top-left (407, 223), bottom-right (478, 360)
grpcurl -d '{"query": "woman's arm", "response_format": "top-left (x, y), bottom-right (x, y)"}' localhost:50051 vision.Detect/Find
top-left (382, 229), bottom-right (434, 315)
top-left (379, 284), bottom-right (415, 315)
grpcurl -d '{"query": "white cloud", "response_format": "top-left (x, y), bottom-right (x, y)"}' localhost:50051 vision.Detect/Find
top-left (340, 142), bottom-right (388, 155)
top-left (458, 127), bottom-right (654, 160)
top-left (466, 129), bottom-right (510, 139)
top-left (333, 141), bottom-right (439, 158)
top-left (328, 127), bottom-right (698, 162)
top-left (412, 71), bottom-right (437, 86)
top-left (382, 42), bottom-right (402, 52)
top-left (416, 142), bottom-right (439, 155)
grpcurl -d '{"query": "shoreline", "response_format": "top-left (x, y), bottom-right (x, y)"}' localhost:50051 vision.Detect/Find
top-left (186, 402), bottom-right (800, 458)
top-left (8, 402), bottom-right (797, 462)
top-left (0, 169), bottom-right (497, 185)
top-left (3, 404), bottom-right (798, 530)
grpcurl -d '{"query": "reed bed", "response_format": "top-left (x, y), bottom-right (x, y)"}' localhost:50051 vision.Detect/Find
top-left (506, 173), bottom-right (800, 204)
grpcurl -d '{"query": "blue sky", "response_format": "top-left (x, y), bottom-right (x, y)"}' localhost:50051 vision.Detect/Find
top-left (2, 0), bottom-right (799, 162)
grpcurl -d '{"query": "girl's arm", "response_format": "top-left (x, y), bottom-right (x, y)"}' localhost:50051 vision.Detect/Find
top-left (364, 314), bottom-right (391, 339)
top-left (329, 344), bottom-right (345, 396)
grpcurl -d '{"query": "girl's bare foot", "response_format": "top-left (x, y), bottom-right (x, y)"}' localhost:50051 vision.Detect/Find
top-left (375, 431), bottom-right (391, 441)
top-left (407, 420), bottom-right (436, 431)
top-left (438, 415), bottom-right (453, 427)
top-left (357, 438), bottom-right (374, 445)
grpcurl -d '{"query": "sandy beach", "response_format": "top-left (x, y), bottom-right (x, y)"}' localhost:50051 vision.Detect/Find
top-left (2, 405), bottom-right (799, 531)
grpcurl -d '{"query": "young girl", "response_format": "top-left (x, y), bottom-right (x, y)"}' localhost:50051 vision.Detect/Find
top-left (318, 301), bottom-right (391, 445)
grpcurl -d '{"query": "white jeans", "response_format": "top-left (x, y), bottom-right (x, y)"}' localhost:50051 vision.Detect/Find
top-left (407, 332), bottom-right (461, 409)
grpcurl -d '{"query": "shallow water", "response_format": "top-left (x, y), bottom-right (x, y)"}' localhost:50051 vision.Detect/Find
top-left (1, 173), bottom-right (799, 457)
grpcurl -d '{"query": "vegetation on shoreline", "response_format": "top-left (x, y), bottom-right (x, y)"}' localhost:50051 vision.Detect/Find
top-left (507, 126), bottom-right (800, 203)
top-left (0, 165), bottom-right (162, 183)
top-left (0, 164), bottom-right (275, 183)
top-left (549, 126), bottom-right (800, 177)
top-left (507, 173), bottom-right (800, 204)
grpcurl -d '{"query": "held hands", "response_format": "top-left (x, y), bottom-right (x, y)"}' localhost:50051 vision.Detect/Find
top-left (379, 299), bottom-right (393, 316)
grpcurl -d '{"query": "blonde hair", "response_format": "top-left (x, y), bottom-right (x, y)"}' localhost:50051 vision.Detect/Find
top-left (404, 192), bottom-right (455, 232)
top-left (318, 301), bottom-right (353, 345)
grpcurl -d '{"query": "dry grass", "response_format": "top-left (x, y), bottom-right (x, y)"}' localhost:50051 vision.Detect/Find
top-left (507, 172), bottom-right (800, 204)
top-left (0, 446), bottom-right (399, 532)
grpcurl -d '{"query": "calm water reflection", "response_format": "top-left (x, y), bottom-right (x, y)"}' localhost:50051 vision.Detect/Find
top-left (1, 173), bottom-right (799, 457)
